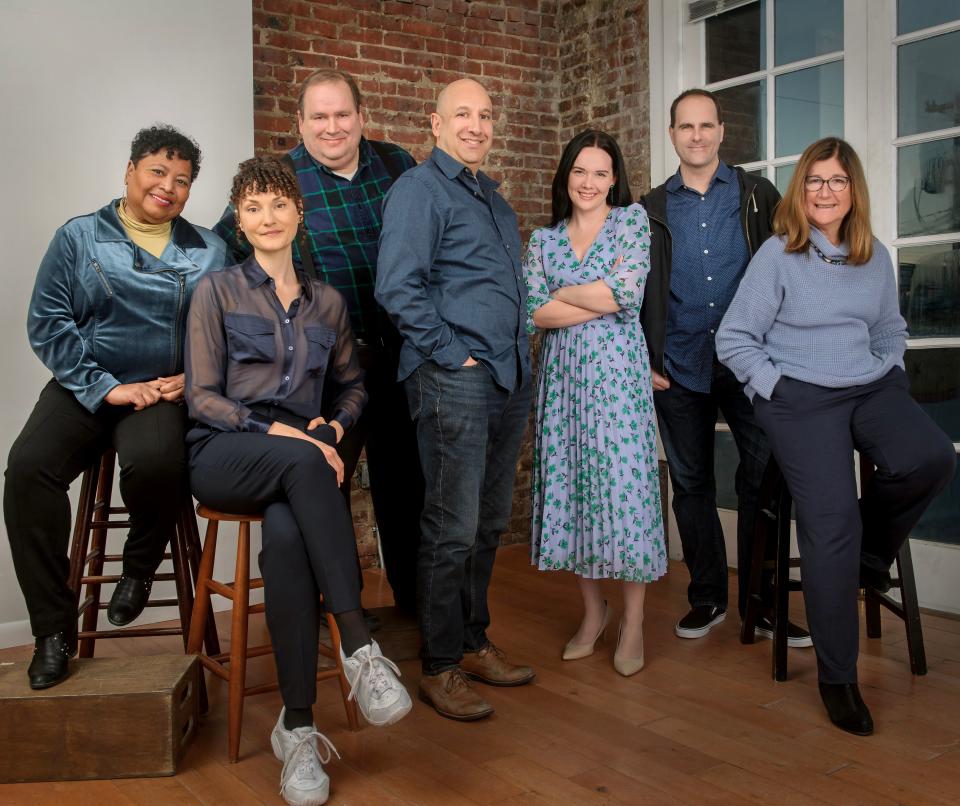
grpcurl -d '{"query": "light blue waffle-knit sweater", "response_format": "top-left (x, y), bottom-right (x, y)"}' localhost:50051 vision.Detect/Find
top-left (716, 226), bottom-right (907, 401)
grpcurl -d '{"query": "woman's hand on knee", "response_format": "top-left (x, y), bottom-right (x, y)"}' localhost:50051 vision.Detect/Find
top-left (104, 381), bottom-right (162, 410)
top-left (268, 421), bottom-right (345, 484)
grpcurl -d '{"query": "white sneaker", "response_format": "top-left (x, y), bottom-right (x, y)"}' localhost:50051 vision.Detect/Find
top-left (270, 709), bottom-right (340, 806)
top-left (340, 639), bottom-right (413, 726)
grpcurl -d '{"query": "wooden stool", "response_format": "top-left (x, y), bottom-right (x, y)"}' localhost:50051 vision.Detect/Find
top-left (66, 449), bottom-right (220, 660)
top-left (741, 455), bottom-right (927, 680)
top-left (187, 506), bottom-right (360, 763)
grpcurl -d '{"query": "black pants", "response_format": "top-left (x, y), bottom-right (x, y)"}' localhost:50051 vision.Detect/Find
top-left (654, 360), bottom-right (772, 617)
top-left (4, 380), bottom-right (188, 637)
top-left (753, 368), bottom-right (955, 683)
top-left (336, 345), bottom-right (424, 612)
top-left (189, 432), bottom-right (360, 709)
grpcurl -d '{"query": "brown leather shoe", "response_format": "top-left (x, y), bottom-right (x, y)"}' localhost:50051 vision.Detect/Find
top-left (461, 642), bottom-right (535, 687)
top-left (419, 668), bottom-right (494, 721)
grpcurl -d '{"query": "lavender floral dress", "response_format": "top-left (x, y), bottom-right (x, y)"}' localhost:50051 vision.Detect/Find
top-left (523, 203), bottom-right (666, 582)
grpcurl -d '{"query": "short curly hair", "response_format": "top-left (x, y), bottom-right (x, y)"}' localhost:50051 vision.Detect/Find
top-left (129, 125), bottom-right (202, 182)
top-left (229, 157), bottom-right (303, 211)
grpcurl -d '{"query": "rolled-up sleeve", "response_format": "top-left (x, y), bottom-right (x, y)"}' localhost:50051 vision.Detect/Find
top-left (27, 228), bottom-right (120, 412)
top-left (375, 176), bottom-right (470, 369)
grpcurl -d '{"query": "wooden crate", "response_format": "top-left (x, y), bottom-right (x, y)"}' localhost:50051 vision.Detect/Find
top-left (0, 654), bottom-right (198, 783)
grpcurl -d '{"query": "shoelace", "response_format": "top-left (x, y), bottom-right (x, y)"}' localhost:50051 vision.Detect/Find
top-left (346, 649), bottom-right (403, 703)
top-left (443, 668), bottom-right (471, 694)
top-left (279, 729), bottom-right (340, 797)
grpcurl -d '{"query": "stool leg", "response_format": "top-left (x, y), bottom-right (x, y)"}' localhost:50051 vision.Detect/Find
top-left (182, 505), bottom-right (222, 658)
top-left (228, 521), bottom-right (251, 763)
top-left (896, 541), bottom-right (927, 676)
top-left (80, 456), bottom-right (115, 658)
top-left (865, 588), bottom-right (882, 638)
top-left (187, 520), bottom-right (219, 656)
top-left (325, 608), bottom-right (360, 732)
top-left (67, 466), bottom-right (96, 602)
top-left (773, 486), bottom-right (791, 682)
top-left (171, 513), bottom-right (195, 652)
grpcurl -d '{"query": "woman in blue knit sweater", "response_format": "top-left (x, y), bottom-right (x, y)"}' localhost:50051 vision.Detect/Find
top-left (716, 138), bottom-right (955, 736)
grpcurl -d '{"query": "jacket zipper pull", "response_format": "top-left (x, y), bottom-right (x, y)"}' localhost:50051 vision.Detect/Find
top-left (752, 193), bottom-right (758, 213)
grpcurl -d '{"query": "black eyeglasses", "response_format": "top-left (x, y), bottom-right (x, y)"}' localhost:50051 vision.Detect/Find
top-left (804, 175), bottom-right (850, 192)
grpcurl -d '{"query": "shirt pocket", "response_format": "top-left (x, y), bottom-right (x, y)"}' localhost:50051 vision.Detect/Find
top-left (224, 312), bottom-right (276, 364)
top-left (304, 325), bottom-right (337, 376)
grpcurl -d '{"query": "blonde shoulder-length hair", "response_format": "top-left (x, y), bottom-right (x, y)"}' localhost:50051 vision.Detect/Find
top-left (772, 137), bottom-right (873, 265)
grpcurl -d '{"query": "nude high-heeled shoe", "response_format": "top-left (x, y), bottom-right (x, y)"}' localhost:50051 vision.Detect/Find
top-left (562, 601), bottom-right (611, 661)
top-left (613, 618), bottom-right (644, 676)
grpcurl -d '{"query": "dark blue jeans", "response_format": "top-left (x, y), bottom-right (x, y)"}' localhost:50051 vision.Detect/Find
top-left (406, 361), bottom-right (532, 675)
top-left (654, 359), bottom-right (770, 617)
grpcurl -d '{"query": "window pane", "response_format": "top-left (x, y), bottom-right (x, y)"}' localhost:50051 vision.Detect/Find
top-left (716, 80), bottom-right (766, 165)
top-left (899, 242), bottom-right (960, 337)
top-left (775, 61), bottom-right (844, 157)
top-left (912, 453), bottom-right (960, 543)
top-left (898, 0), bottom-right (960, 35)
top-left (706, 2), bottom-right (765, 84)
top-left (775, 0), bottom-right (843, 66)
top-left (898, 30), bottom-right (960, 137)
top-left (775, 163), bottom-right (796, 194)
top-left (897, 137), bottom-right (960, 237)
top-left (905, 348), bottom-right (960, 442)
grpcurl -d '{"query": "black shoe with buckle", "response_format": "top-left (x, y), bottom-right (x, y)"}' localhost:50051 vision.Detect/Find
top-left (675, 605), bottom-right (726, 639)
top-left (28, 626), bottom-right (78, 690)
top-left (753, 615), bottom-right (814, 648)
top-left (107, 574), bottom-right (153, 626)
top-left (819, 682), bottom-right (874, 736)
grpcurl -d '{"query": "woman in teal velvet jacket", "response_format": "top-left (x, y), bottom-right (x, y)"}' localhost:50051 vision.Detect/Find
top-left (4, 124), bottom-right (227, 690)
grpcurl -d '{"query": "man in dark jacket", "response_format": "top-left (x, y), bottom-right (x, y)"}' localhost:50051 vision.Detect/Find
top-left (640, 89), bottom-right (810, 645)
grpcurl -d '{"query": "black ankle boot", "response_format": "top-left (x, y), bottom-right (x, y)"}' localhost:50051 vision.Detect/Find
top-left (819, 682), bottom-right (874, 735)
top-left (107, 574), bottom-right (153, 626)
top-left (28, 626), bottom-right (78, 690)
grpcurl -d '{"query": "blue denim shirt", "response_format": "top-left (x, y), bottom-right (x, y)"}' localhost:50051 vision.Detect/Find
top-left (28, 200), bottom-right (228, 412)
top-left (375, 147), bottom-right (530, 392)
top-left (664, 161), bottom-right (751, 392)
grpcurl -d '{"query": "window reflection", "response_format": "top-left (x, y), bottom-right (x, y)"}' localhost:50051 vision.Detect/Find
top-left (706, 3), bottom-right (765, 84)
top-left (716, 80), bottom-right (766, 166)
top-left (904, 349), bottom-right (960, 443)
top-left (898, 30), bottom-right (960, 137)
top-left (898, 137), bottom-right (960, 237)
top-left (911, 454), bottom-right (960, 544)
top-left (899, 243), bottom-right (960, 338)
top-left (775, 61), bottom-right (844, 157)
top-left (776, 163), bottom-right (796, 195)
top-left (775, 0), bottom-right (843, 66)
top-left (898, 0), bottom-right (960, 35)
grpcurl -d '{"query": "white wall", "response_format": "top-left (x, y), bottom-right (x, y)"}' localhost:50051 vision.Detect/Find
top-left (0, 0), bottom-right (254, 647)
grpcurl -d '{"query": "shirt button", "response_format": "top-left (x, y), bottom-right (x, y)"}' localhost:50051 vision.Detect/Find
top-left (703, 249), bottom-right (709, 255)
top-left (288, 345), bottom-right (294, 351)
top-left (285, 318), bottom-right (290, 324)
top-left (284, 375), bottom-right (290, 381)
top-left (709, 302), bottom-right (715, 308)
top-left (700, 196), bottom-right (705, 201)
top-left (701, 222), bottom-right (707, 228)
top-left (707, 276), bottom-right (713, 281)
top-left (709, 329), bottom-right (715, 334)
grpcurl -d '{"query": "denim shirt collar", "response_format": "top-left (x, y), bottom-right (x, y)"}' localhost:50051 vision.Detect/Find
top-left (429, 146), bottom-right (500, 191)
top-left (94, 199), bottom-right (208, 250)
top-left (665, 160), bottom-right (734, 195)
top-left (240, 254), bottom-right (315, 301)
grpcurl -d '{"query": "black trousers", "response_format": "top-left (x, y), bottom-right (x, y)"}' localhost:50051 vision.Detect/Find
top-left (189, 432), bottom-right (361, 709)
top-left (4, 380), bottom-right (188, 637)
top-left (336, 344), bottom-right (424, 612)
top-left (753, 368), bottom-right (955, 683)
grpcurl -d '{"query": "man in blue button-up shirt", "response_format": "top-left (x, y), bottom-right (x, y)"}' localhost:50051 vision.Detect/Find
top-left (377, 78), bottom-right (534, 721)
top-left (640, 90), bottom-right (811, 647)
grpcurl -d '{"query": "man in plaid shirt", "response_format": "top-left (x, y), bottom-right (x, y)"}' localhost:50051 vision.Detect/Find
top-left (214, 69), bottom-right (423, 617)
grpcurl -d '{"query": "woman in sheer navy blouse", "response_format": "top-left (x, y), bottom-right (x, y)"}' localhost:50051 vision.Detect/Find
top-left (185, 157), bottom-right (410, 806)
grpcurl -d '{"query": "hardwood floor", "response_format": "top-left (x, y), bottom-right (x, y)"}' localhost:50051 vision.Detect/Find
top-left (2, 545), bottom-right (960, 804)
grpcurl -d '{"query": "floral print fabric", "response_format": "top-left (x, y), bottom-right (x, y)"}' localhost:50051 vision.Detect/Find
top-left (523, 203), bottom-right (666, 582)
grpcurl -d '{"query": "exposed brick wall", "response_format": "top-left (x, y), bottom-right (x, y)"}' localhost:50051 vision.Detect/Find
top-left (557, 0), bottom-right (650, 198)
top-left (248, 0), bottom-right (649, 550)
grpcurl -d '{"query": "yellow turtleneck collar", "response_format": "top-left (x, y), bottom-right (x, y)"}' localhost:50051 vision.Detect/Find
top-left (117, 199), bottom-right (173, 259)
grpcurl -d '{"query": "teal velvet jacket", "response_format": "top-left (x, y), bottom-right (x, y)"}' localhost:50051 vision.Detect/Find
top-left (27, 200), bottom-right (228, 412)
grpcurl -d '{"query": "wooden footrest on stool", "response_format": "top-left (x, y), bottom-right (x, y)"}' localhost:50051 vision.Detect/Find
top-left (0, 655), bottom-right (198, 783)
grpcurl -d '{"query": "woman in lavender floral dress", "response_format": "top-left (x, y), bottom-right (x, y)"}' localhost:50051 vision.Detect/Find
top-left (523, 130), bottom-right (666, 676)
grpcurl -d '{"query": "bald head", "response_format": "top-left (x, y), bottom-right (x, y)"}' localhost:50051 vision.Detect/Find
top-left (432, 78), bottom-right (494, 171)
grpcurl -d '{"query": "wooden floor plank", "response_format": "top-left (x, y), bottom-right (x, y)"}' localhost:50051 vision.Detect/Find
top-left (2, 546), bottom-right (959, 804)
